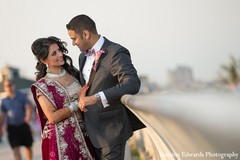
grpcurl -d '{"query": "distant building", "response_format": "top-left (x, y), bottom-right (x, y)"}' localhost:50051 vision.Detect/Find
top-left (167, 65), bottom-right (194, 88)
top-left (0, 66), bottom-right (35, 96)
top-left (139, 75), bottom-right (159, 94)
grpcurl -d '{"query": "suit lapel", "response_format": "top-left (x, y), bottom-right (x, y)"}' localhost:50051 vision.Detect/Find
top-left (94, 37), bottom-right (110, 71)
top-left (101, 37), bottom-right (110, 52)
top-left (79, 53), bottom-right (86, 86)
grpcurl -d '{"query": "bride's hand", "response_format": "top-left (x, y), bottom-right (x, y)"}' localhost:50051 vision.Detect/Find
top-left (80, 83), bottom-right (89, 97)
top-left (78, 84), bottom-right (90, 112)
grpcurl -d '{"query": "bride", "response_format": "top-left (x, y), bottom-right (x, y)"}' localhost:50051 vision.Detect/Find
top-left (31, 36), bottom-right (96, 160)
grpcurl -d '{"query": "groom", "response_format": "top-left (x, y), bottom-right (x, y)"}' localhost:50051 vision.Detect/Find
top-left (66, 14), bottom-right (146, 160)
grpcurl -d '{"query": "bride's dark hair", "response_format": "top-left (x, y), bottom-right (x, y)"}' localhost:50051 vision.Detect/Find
top-left (31, 36), bottom-right (79, 81)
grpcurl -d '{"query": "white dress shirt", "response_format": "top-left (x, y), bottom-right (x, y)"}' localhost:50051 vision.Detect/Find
top-left (82, 36), bottom-right (109, 107)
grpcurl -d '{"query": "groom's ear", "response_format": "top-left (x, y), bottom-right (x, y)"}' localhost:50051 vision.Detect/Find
top-left (82, 30), bottom-right (90, 40)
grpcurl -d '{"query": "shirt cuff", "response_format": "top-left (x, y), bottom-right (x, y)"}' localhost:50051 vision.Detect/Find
top-left (99, 91), bottom-right (109, 108)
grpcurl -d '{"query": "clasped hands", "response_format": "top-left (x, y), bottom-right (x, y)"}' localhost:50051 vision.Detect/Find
top-left (77, 84), bottom-right (98, 112)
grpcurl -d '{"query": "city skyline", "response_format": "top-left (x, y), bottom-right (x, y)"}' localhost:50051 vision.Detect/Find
top-left (0, 0), bottom-right (240, 85)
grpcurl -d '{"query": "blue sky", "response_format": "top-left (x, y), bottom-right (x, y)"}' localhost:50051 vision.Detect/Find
top-left (0, 0), bottom-right (240, 85)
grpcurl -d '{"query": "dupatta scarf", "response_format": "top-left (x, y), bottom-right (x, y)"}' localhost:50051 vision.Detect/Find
top-left (31, 78), bottom-right (93, 160)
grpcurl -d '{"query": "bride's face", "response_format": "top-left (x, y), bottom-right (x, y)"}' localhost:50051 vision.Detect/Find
top-left (43, 43), bottom-right (65, 72)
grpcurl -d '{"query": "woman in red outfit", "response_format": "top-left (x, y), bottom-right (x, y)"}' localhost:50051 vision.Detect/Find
top-left (31, 36), bottom-right (96, 160)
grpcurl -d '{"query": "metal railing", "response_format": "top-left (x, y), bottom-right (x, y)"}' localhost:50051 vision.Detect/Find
top-left (121, 91), bottom-right (240, 160)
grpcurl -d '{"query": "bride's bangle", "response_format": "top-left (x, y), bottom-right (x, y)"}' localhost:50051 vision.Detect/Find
top-left (68, 100), bottom-right (79, 113)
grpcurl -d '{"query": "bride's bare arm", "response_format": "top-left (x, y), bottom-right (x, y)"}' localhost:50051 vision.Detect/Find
top-left (38, 95), bottom-right (73, 124)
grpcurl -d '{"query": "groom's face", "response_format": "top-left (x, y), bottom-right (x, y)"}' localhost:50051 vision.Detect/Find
top-left (68, 30), bottom-right (88, 52)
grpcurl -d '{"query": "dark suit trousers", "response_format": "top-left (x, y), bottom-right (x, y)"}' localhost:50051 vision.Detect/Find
top-left (95, 142), bottom-right (126, 160)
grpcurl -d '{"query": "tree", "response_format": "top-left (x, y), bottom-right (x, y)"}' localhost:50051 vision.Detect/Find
top-left (221, 55), bottom-right (239, 87)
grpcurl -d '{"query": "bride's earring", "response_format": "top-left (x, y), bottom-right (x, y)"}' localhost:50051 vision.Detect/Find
top-left (46, 64), bottom-right (50, 73)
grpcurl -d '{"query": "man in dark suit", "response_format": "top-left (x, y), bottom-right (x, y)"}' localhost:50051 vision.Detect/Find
top-left (66, 14), bottom-right (145, 160)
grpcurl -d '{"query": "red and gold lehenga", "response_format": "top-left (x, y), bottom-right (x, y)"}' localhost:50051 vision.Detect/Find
top-left (31, 77), bottom-right (96, 160)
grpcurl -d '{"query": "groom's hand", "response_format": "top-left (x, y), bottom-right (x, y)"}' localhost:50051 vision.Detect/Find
top-left (78, 95), bottom-right (98, 112)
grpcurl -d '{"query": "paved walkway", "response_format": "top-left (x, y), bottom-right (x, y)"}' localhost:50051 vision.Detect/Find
top-left (0, 135), bottom-right (132, 160)
top-left (0, 135), bottom-right (42, 160)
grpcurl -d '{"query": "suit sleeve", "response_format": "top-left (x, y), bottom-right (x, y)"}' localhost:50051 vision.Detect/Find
top-left (103, 47), bottom-right (141, 104)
